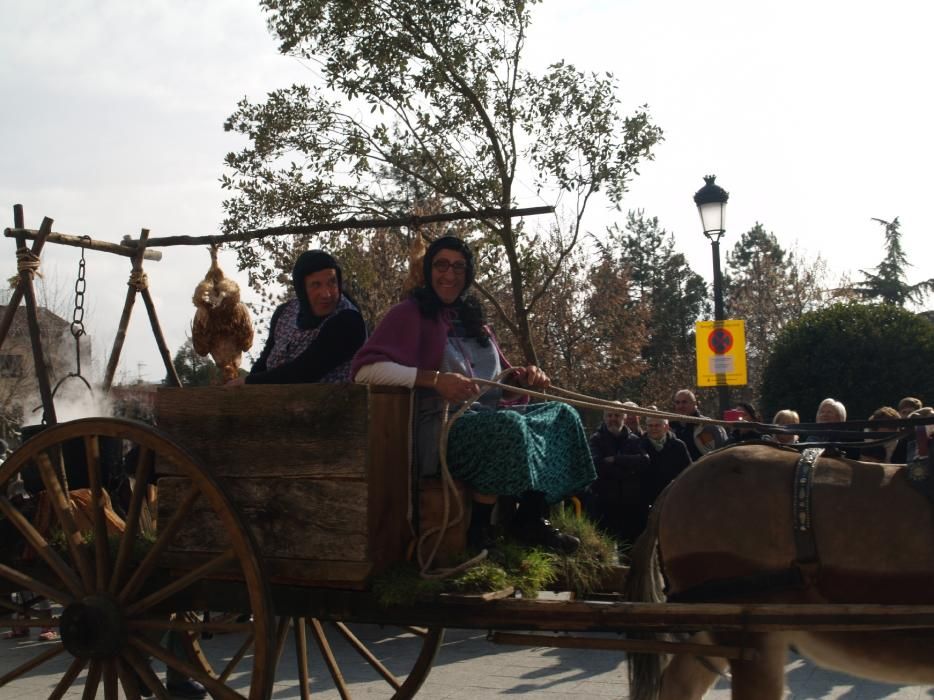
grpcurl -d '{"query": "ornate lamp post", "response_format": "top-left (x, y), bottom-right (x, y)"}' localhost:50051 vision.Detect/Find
top-left (693, 175), bottom-right (730, 418)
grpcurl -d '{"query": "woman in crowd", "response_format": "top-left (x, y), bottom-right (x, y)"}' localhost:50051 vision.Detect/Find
top-left (352, 236), bottom-right (595, 554)
top-left (725, 401), bottom-right (766, 444)
top-left (771, 408), bottom-right (801, 444)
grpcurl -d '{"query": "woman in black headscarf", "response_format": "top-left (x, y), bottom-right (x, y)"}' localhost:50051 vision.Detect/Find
top-left (242, 250), bottom-right (366, 384)
top-left (352, 236), bottom-right (595, 553)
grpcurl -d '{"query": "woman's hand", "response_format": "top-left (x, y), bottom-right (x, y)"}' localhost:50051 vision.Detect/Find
top-left (514, 365), bottom-right (550, 391)
top-left (435, 371), bottom-right (481, 403)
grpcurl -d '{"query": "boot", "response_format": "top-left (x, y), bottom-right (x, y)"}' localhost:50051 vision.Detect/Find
top-left (512, 491), bottom-right (580, 555)
top-left (466, 501), bottom-right (496, 551)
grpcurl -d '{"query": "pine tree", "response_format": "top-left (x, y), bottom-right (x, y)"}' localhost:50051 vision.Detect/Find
top-left (853, 217), bottom-right (934, 306)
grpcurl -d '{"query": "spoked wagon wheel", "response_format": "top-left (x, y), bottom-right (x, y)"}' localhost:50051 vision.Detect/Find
top-left (0, 417), bottom-right (275, 699)
top-left (290, 619), bottom-right (443, 699)
top-left (194, 616), bottom-right (443, 699)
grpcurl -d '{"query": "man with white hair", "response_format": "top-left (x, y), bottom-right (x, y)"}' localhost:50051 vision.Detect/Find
top-left (669, 389), bottom-right (727, 461)
top-left (640, 411), bottom-right (692, 510)
top-left (587, 402), bottom-right (649, 546)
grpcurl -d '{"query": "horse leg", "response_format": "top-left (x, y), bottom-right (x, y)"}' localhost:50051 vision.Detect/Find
top-left (726, 632), bottom-right (788, 700)
top-left (658, 632), bottom-right (725, 700)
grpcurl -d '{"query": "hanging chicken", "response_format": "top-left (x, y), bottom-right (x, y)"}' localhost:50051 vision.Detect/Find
top-left (191, 245), bottom-right (254, 382)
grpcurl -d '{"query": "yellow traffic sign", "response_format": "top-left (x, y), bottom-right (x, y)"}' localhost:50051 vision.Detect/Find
top-left (695, 320), bottom-right (747, 387)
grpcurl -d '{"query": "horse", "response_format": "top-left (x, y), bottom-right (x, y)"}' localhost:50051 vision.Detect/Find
top-left (626, 441), bottom-right (934, 700)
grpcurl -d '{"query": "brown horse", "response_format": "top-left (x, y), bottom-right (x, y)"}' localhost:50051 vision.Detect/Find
top-left (627, 442), bottom-right (934, 700)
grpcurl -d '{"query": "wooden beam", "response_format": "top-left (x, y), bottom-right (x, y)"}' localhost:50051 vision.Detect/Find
top-left (103, 228), bottom-right (150, 392)
top-left (16, 217), bottom-right (57, 424)
top-left (127, 205), bottom-right (556, 248)
top-left (4, 227), bottom-right (162, 261)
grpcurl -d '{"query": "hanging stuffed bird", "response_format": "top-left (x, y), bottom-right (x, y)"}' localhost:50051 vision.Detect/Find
top-left (191, 245), bottom-right (254, 382)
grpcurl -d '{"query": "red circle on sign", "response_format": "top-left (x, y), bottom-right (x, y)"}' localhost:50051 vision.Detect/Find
top-left (708, 327), bottom-right (734, 355)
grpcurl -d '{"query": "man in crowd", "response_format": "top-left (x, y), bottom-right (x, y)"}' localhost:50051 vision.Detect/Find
top-left (587, 402), bottom-right (649, 547)
top-left (669, 389), bottom-right (727, 461)
top-left (640, 412), bottom-right (692, 510)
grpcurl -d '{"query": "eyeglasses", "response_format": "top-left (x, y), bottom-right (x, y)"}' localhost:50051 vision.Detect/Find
top-left (432, 260), bottom-right (467, 274)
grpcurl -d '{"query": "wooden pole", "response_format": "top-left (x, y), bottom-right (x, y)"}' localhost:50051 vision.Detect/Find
top-left (140, 285), bottom-right (181, 388)
top-left (0, 205), bottom-right (49, 351)
top-left (3, 227), bottom-right (162, 261)
top-left (127, 205), bottom-right (556, 248)
top-left (102, 229), bottom-right (150, 392)
top-left (16, 217), bottom-right (57, 425)
top-left (490, 631), bottom-right (754, 661)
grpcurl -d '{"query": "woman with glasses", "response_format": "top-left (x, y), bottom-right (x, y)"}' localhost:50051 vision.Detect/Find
top-left (352, 236), bottom-right (594, 554)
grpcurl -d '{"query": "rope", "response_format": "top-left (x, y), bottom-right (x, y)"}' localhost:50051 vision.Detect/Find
top-left (416, 368), bottom-right (522, 579)
top-left (128, 269), bottom-right (148, 290)
top-left (15, 247), bottom-right (41, 278)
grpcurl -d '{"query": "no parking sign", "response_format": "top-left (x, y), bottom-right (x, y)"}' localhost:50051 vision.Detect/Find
top-left (695, 320), bottom-right (747, 386)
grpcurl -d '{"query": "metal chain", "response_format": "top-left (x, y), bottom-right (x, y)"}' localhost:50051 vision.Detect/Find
top-left (70, 236), bottom-right (90, 376)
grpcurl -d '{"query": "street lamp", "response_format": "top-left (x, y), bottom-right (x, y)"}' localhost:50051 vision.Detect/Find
top-left (693, 174), bottom-right (730, 419)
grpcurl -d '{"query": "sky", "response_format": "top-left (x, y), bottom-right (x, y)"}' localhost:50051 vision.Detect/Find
top-left (2, 0), bottom-right (932, 384)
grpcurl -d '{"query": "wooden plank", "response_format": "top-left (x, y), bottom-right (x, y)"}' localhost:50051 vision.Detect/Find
top-left (365, 386), bottom-right (412, 572)
top-left (157, 553), bottom-right (373, 591)
top-left (159, 477), bottom-right (369, 562)
top-left (155, 384), bottom-right (370, 478)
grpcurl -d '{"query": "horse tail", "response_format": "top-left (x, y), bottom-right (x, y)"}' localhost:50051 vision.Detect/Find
top-left (626, 491), bottom-right (668, 700)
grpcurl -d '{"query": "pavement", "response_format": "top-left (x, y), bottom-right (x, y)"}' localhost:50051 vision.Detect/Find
top-left (3, 622), bottom-right (934, 699)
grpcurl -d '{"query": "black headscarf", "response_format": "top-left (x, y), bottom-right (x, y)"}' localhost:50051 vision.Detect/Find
top-left (412, 236), bottom-right (488, 344)
top-left (292, 249), bottom-right (342, 330)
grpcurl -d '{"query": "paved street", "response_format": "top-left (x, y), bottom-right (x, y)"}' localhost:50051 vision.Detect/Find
top-left (3, 623), bottom-right (934, 699)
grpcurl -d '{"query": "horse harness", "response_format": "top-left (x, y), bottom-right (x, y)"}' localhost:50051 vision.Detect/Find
top-left (792, 447), bottom-right (823, 588)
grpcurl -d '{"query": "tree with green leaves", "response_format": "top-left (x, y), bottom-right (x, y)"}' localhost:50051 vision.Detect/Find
top-left (852, 217), bottom-right (934, 306)
top-left (724, 223), bottom-right (827, 404)
top-left (170, 338), bottom-right (222, 387)
top-left (599, 211), bottom-right (707, 403)
top-left (760, 302), bottom-right (934, 422)
top-left (222, 0), bottom-right (662, 364)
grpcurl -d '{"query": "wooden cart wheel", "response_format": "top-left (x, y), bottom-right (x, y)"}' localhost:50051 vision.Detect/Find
top-left (197, 616), bottom-right (444, 699)
top-left (0, 417), bottom-right (275, 700)
top-left (292, 619), bottom-right (443, 699)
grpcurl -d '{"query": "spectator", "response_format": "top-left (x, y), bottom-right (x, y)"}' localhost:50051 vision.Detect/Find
top-left (772, 409), bottom-right (801, 445)
top-left (806, 397), bottom-right (858, 458)
top-left (587, 402), bottom-right (648, 546)
top-left (640, 411), bottom-right (692, 516)
top-left (725, 402), bottom-right (766, 444)
top-left (860, 406), bottom-right (901, 462)
top-left (622, 400), bottom-right (644, 437)
top-left (898, 396), bottom-right (923, 418)
top-left (905, 407), bottom-right (934, 462)
top-left (669, 389), bottom-right (727, 461)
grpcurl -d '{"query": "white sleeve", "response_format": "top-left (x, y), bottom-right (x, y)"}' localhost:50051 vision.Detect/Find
top-left (354, 361), bottom-right (418, 387)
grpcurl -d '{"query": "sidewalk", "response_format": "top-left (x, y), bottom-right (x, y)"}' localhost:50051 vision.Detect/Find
top-left (3, 624), bottom-right (933, 698)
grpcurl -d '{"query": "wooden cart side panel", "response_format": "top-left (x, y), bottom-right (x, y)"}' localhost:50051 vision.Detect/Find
top-left (154, 384), bottom-right (413, 588)
top-left (366, 386), bottom-right (413, 572)
top-left (159, 477), bottom-right (369, 561)
top-left (154, 384), bottom-right (369, 478)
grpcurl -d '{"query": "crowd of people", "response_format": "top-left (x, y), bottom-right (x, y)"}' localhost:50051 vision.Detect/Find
top-left (584, 390), bottom-right (931, 548)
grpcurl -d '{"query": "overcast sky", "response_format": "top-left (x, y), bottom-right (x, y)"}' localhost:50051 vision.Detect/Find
top-left (2, 0), bottom-right (932, 384)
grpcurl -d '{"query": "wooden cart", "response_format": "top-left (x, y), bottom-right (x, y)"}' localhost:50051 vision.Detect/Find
top-left (5, 385), bottom-right (934, 699)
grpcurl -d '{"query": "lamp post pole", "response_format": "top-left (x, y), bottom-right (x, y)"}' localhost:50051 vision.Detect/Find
top-left (694, 175), bottom-right (730, 419)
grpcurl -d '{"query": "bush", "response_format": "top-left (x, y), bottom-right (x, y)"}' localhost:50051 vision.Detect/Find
top-left (760, 302), bottom-right (934, 421)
